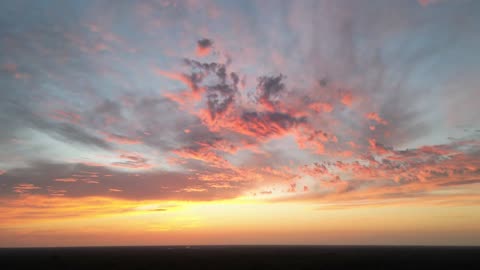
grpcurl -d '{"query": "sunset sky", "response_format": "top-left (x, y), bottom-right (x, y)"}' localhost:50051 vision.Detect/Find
top-left (1, 0), bottom-right (480, 247)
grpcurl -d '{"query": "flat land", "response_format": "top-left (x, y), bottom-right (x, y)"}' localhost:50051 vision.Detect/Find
top-left (1, 246), bottom-right (479, 269)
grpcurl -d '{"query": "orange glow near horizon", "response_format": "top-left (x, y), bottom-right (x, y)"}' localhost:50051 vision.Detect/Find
top-left (1, 193), bottom-right (480, 247)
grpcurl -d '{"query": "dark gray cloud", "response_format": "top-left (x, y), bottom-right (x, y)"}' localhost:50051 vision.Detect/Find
top-left (182, 58), bottom-right (240, 120)
top-left (0, 100), bottom-right (112, 150)
top-left (197, 38), bottom-right (213, 49)
top-left (256, 74), bottom-right (286, 109)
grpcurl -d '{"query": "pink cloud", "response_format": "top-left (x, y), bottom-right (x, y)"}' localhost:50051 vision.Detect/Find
top-left (196, 38), bottom-right (213, 57)
top-left (309, 102), bottom-right (334, 113)
top-left (103, 132), bottom-right (142, 145)
top-left (287, 183), bottom-right (296, 193)
top-left (50, 110), bottom-right (82, 124)
top-left (111, 152), bottom-right (153, 169)
top-left (368, 138), bottom-right (391, 155)
top-left (13, 183), bottom-right (41, 194)
top-left (81, 162), bottom-right (105, 167)
top-left (3, 63), bottom-right (17, 73)
top-left (2, 62), bottom-right (29, 79)
top-left (366, 112), bottom-right (388, 125)
top-left (418, 0), bottom-right (441, 7)
top-left (173, 147), bottom-right (232, 169)
top-left (221, 112), bottom-right (307, 139)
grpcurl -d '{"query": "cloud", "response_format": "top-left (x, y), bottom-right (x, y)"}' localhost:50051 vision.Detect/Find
top-left (0, 102), bottom-right (112, 150)
top-left (1, 62), bottom-right (29, 79)
top-left (13, 183), bottom-right (41, 194)
top-left (54, 178), bottom-right (78, 183)
top-left (154, 36), bottom-right (480, 207)
top-left (284, 139), bottom-right (480, 203)
top-left (234, 111), bottom-right (307, 138)
top-left (205, 77), bottom-right (238, 121)
top-left (0, 161), bottom-right (251, 201)
top-left (196, 38), bottom-right (213, 57)
top-left (296, 129), bottom-right (338, 154)
top-left (49, 110), bottom-right (82, 124)
top-left (366, 112), bottom-right (388, 125)
top-left (44, 122), bottom-right (112, 149)
top-left (368, 138), bottom-right (392, 155)
top-left (256, 74), bottom-right (286, 111)
top-left (340, 91), bottom-right (353, 106)
top-left (301, 163), bottom-right (330, 177)
top-left (163, 56), bottom-right (309, 145)
top-left (180, 58), bottom-right (240, 122)
top-left (418, 0), bottom-right (441, 7)
top-left (173, 147), bottom-right (230, 169)
top-left (154, 68), bottom-right (204, 92)
top-left (150, 208), bottom-right (167, 212)
top-left (182, 187), bottom-right (207, 193)
top-left (111, 152), bottom-right (153, 169)
top-left (309, 102), bottom-right (333, 113)
top-left (103, 132), bottom-right (142, 145)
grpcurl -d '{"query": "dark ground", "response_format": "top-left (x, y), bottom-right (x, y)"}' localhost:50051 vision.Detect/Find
top-left (1, 246), bottom-right (479, 270)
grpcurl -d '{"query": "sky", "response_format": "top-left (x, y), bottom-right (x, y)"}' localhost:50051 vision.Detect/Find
top-left (1, 0), bottom-right (480, 247)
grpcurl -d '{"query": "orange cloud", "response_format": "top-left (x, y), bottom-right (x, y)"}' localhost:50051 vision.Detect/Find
top-left (340, 91), bottom-right (353, 106)
top-left (228, 112), bottom-right (307, 139)
top-left (366, 112), bottom-right (388, 125)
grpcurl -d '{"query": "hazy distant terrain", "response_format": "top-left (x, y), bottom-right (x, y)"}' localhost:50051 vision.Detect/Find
top-left (1, 246), bottom-right (479, 270)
